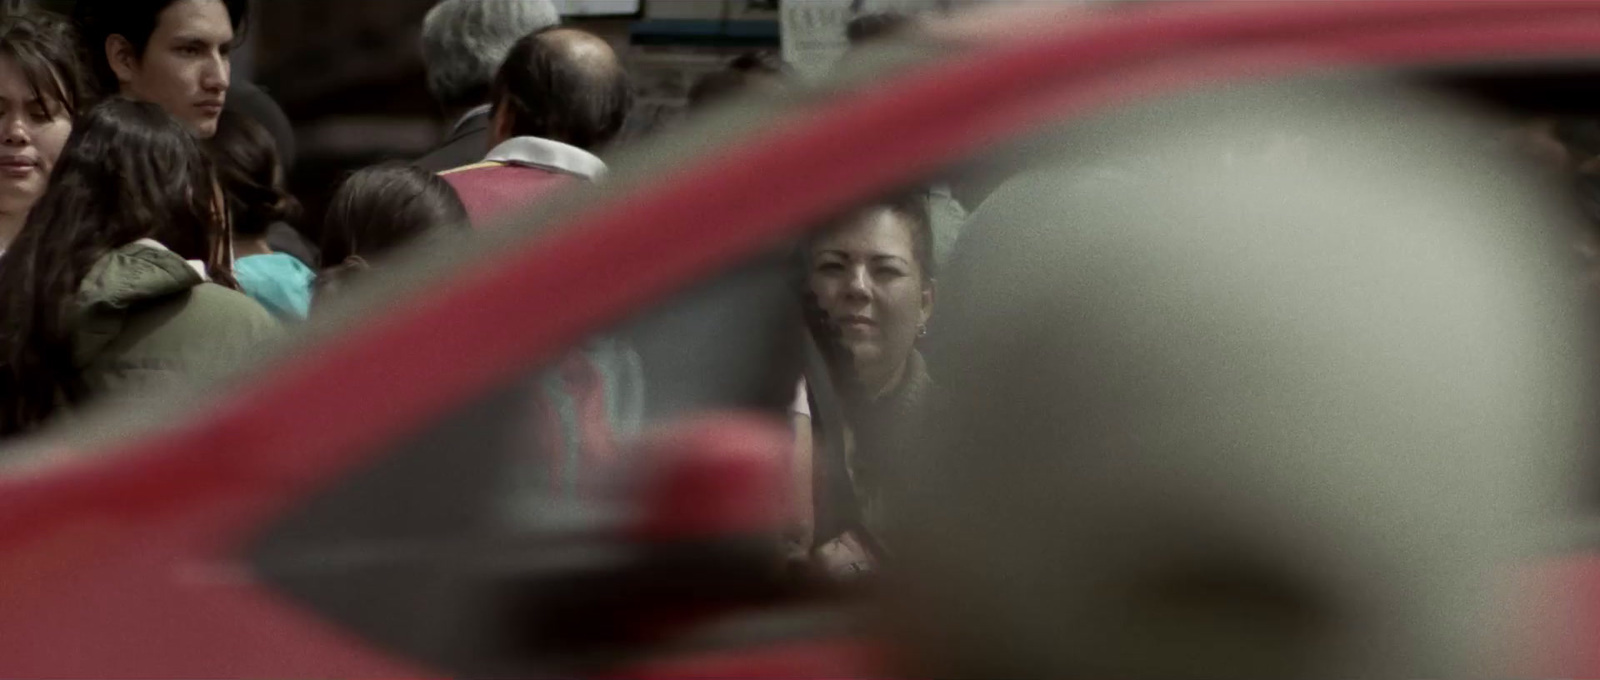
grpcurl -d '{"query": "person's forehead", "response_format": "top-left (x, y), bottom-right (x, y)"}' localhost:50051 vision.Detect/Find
top-left (0, 56), bottom-right (29, 95)
top-left (154, 0), bottom-right (235, 41)
top-left (0, 56), bottom-right (55, 102)
top-left (814, 212), bottom-right (917, 257)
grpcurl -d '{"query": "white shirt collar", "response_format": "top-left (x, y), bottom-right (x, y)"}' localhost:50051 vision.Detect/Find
top-left (483, 136), bottom-right (607, 181)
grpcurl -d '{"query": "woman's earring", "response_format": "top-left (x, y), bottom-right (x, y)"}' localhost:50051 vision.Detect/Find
top-left (917, 323), bottom-right (928, 338)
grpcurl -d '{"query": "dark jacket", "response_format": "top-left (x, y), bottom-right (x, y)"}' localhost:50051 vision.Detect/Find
top-left (415, 109), bottom-right (492, 174)
top-left (73, 241), bottom-right (281, 404)
top-left (812, 349), bottom-right (934, 553)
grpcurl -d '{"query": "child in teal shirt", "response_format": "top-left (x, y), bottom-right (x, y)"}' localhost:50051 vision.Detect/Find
top-left (210, 109), bottom-right (314, 320)
top-left (234, 251), bottom-right (314, 319)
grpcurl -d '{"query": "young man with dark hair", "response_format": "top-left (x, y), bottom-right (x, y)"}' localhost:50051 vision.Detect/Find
top-left (72, 0), bottom-right (247, 138)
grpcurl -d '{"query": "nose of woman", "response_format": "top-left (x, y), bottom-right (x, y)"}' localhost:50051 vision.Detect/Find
top-left (2, 113), bottom-right (29, 147)
top-left (844, 263), bottom-right (872, 300)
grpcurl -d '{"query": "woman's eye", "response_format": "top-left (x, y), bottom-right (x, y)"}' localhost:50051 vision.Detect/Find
top-left (874, 266), bottom-right (907, 278)
top-left (27, 106), bottom-right (52, 123)
top-left (817, 262), bottom-right (845, 272)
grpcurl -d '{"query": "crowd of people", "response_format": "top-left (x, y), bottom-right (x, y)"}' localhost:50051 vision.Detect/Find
top-left (0, 0), bottom-right (1595, 600)
top-left (0, 0), bottom-right (949, 581)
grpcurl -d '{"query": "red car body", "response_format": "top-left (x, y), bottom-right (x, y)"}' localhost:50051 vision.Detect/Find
top-left (3, 1), bottom-right (1600, 676)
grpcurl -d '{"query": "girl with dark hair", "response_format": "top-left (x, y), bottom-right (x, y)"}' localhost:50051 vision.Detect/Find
top-left (0, 7), bottom-right (91, 251)
top-left (209, 108), bottom-right (311, 319)
top-left (0, 97), bottom-right (279, 436)
top-left (314, 162), bottom-right (468, 307)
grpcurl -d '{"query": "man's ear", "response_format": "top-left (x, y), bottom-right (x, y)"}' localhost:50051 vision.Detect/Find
top-left (490, 101), bottom-right (514, 147)
top-left (105, 34), bottom-right (139, 88)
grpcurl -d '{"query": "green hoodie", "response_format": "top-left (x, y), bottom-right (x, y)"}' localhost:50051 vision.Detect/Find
top-left (71, 241), bottom-right (281, 402)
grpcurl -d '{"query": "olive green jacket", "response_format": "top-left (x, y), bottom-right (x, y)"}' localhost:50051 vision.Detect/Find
top-left (72, 240), bottom-right (281, 402)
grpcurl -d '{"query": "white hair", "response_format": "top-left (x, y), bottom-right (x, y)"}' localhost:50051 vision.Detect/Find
top-left (420, 0), bottom-right (561, 110)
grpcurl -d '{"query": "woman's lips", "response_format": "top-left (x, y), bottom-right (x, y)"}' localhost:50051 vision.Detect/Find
top-left (838, 315), bottom-right (877, 337)
top-left (0, 157), bottom-right (38, 179)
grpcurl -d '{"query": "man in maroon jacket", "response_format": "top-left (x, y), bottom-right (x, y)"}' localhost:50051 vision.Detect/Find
top-left (441, 27), bottom-right (641, 501)
top-left (440, 27), bottom-right (630, 227)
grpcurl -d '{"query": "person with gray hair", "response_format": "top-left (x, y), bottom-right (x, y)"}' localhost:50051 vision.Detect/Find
top-left (414, 0), bottom-right (560, 173)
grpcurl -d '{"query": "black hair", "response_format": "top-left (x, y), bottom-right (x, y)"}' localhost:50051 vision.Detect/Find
top-left (208, 108), bottom-right (298, 238)
top-left (686, 51), bottom-right (785, 110)
top-left (319, 162), bottom-right (467, 269)
top-left (208, 108), bottom-right (299, 238)
top-left (71, 0), bottom-right (249, 97)
top-left (0, 7), bottom-right (91, 119)
top-left (0, 97), bottom-right (230, 435)
top-left (491, 27), bottom-right (632, 151)
top-left (315, 163), bottom-right (468, 308)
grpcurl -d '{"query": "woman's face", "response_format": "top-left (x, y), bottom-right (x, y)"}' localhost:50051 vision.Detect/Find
top-left (0, 56), bottom-right (71, 220)
top-left (808, 208), bottom-right (934, 394)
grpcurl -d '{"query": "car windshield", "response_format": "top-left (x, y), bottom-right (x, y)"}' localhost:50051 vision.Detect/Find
top-left (2, 2), bottom-right (1600, 677)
